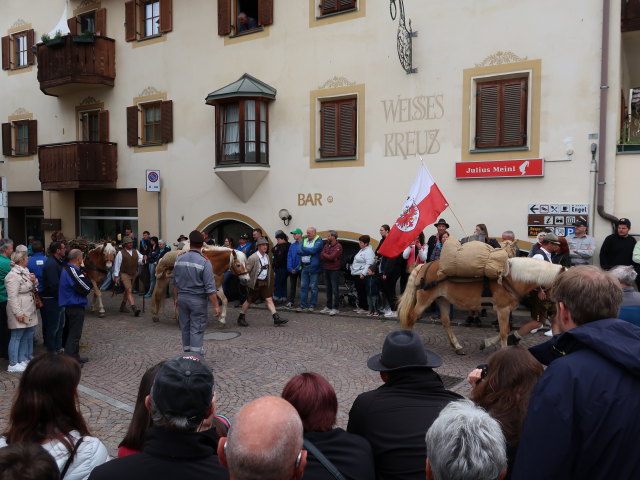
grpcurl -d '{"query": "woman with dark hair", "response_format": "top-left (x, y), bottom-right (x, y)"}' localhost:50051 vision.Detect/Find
top-left (272, 231), bottom-right (290, 303)
top-left (350, 235), bottom-right (376, 314)
top-left (118, 361), bottom-right (165, 456)
top-left (144, 236), bottom-right (160, 298)
top-left (0, 353), bottom-right (109, 479)
top-left (282, 372), bottom-right (374, 480)
top-left (468, 346), bottom-right (543, 479)
top-left (552, 237), bottom-right (572, 268)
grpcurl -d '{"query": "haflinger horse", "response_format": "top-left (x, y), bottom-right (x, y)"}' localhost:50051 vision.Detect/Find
top-left (84, 242), bottom-right (118, 318)
top-left (151, 245), bottom-right (250, 324)
top-left (398, 257), bottom-right (565, 354)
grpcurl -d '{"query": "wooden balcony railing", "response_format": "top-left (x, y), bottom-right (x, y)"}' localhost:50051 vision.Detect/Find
top-left (38, 142), bottom-right (117, 190)
top-left (36, 36), bottom-right (116, 96)
top-left (623, 0), bottom-right (640, 32)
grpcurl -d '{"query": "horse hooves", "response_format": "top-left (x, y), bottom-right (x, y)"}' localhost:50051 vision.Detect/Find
top-left (98, 313), bottom-right (105, 318)
top-left (455, 348), bottom-right (466, 356)
top-left (152, 316), bottom-right (159, 323)
top-left (218, 317), bottom-right (226, 325)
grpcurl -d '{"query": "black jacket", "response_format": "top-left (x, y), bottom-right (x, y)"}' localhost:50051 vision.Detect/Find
top-left (599, 233), bottom-right (637, 270)
top-left (303, 428), bottom-right (375, 480)
top-left (41, 255), bottom-right (66, 299)
top-left (88, 427), bottom-right (228, 480)
top-left (347, 369), bottom-right (462, 480)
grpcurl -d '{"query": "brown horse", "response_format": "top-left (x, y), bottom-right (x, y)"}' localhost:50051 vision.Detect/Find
top-left (84, 242), bottom-right (117, 318)
top-left (398, 257), bottom-right (565, 354)
top-left (151, 246), bottom-right (250, 324)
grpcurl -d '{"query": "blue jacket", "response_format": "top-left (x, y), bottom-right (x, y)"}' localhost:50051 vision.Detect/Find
top-left (27, 252), bottom-right (46, 292)
top-left (287, 241), bottom-right (302, 272)
top-left (41, 255), bottom-right (66, 299)
top-left (58, 264), bottom-right (92, 307)
top-left (297, 236), bottom-right (324, 273)
top-left (513, 318), bottom-right (640, 480)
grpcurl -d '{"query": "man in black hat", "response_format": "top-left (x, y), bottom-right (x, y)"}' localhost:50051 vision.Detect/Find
top-left (173, 231), bottom-right (221, 357)
top-left (347, 330), bottom-right (461, 480)
top-left (426, 219), bottom-right (449, 263)
top-left (237, 237), bottom-right (287, 327)
top-left (89, 355), bottom-right (228, 480)
top-left (566, 219), bottom-right (596, 266)
top-left (113, 235), bottom-right (144, 316)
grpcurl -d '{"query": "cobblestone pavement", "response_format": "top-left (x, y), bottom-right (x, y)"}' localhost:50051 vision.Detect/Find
top-left (0, 292), bottom-right (548, 457)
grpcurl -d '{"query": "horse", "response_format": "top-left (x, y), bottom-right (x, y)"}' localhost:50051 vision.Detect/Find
top-left (84, 242), bottom-right (117, 318)
top-left (151, 246), bottom-right (250, 324)
top-left (398, 257), bottom-right (565, 354)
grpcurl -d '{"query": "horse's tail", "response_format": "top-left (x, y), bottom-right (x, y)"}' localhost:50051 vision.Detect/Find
top-left (398, 265), bottom-right (423, 329)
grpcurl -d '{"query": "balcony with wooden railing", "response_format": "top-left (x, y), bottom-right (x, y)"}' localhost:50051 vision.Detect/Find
top-left (36, 35), bottom-right (115, 96)
top-left (38, 142), bottom-right (117, 190)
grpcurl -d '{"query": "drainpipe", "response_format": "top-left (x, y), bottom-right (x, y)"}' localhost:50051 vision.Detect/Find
top-left (596, 0), bottom-right (619, 231)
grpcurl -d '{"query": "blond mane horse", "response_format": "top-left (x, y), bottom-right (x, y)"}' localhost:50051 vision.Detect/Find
top-left (151, 245), bottom-right (250, 324)
top-left (84, 242), bottom-right (117, 318)
top-left (399, 257), bottom-right (565, 354)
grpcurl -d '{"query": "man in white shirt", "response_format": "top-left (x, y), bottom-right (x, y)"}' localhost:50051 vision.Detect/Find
top-left (566, 220), bottom-right (596, 266)
top-left (237, 237), bottom-right (287, 327)
top-left (113, 236), bottom-right (144, 316)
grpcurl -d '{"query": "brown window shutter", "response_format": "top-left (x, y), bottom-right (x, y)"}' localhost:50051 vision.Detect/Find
top-left (126, 105), bottom-right (139, 146)
top-left (2, 123), bottom-right (11, 156)
top-left (218, 0), bottom-right (232, 36)
top-left (501, 78), bottom-right (527, 147)
top-left (320, 102), bottom-right (337, 157)
top-left (476, 83), bottom-right (499, 148)
top-left (258, 0), bottom-right (273, 26)
top-left (26, 29), bottom-right (35, 65)
top-left (160, 0), bottom-right (173, 33)
top-left (338, 99), bottom-right (356, 156)
top-left (99, 110), bottom-right (110, 142)
top-left (1, 36), bottom-right (10, 70)
top-left (321, 0), bottom-right (338, 14)
top-left (340, 0), bottom-right (356, 9)
top-left (96, 8), bottom-right (107, 36)
top-left (161, 100), bottom-right (173, 144)
top-left (27, 120), bottom-right (38, 155)
top-left (67, 16), bottom-right (78, 35)
top-left (125, 1), bottom-right (137, 42)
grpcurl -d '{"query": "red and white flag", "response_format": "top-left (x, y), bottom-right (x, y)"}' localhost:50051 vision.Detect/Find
top-left (378, 164), bottom-right (448, 258)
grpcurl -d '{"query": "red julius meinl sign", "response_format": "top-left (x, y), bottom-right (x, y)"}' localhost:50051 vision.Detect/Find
top-left (455, 159), bottom-right (544, 179)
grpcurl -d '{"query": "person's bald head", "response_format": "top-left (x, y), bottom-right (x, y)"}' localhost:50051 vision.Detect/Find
top-left (218, 396), bottom-right (306, 480)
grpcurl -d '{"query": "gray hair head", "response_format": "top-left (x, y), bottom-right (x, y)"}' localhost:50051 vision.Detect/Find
top-left (328, 230), bottom-right (338, 238)
top-left (158, 239), bottom-right (166, 245)
top-left (0, 239), bottom-right (14, 254)
top-left (148, 391), bottom-right (201, 432)
top-left (502, 230), bottom-right (515, 240)
top-left (608, 265), bottom-right (638, 286)
top-left (67, 249), bottom-right (83, 261)
top-left (425, 399), bottom-right (507, 480)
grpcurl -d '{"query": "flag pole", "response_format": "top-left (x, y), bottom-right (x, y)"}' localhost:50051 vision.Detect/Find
top-left (416, 155), bottom-right (468, 238)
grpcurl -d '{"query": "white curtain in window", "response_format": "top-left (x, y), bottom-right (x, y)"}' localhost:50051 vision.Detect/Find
top-left (223, 104), bottom-right (240, 161)
top-left (245, 101), bottom-right (256, 162)
top-left (259, 102), bottom-right (267, 162)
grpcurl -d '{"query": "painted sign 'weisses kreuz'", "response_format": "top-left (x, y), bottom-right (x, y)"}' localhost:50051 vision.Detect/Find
top-left (456, 159), bottom-right (544, 179)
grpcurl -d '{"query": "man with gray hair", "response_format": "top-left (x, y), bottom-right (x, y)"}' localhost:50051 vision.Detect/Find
top-left (89, 354), bottom-right (228, 479)
top-left (609, 265), bottom-right (640, 307)
top-left (0, 238), bottom-right (14, 359)
top-left (425, 399), bottom-right (507, 480)
top-left (218, 396), bottom-right (307, 480)
top-left (513, 266), bottom-right (640, 479)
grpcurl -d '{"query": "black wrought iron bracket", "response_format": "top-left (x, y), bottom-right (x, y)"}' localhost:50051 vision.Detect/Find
top-left (390, 0), bottom-right (418, 74)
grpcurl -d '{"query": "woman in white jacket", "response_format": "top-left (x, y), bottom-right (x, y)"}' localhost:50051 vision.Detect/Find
top-left (4, 251), bottom-right (38, 372)
top-left (0, 353), bottom-right (109, 480)
top-left (350, 235), bottom-right (376, 313)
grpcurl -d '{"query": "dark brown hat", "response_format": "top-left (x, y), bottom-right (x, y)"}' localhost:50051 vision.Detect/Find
top-left (433, 218), bottom-right (450, 228)
top-left (255, 236), bottom-right (269, 246)
top-left (189, 230), bottom-right (205, 245)
top-left (367, 330), bottom-right (442, 371)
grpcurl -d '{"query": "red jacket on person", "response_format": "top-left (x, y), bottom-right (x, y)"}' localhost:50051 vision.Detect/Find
top-left (320, 242), bottom-right (343, 271)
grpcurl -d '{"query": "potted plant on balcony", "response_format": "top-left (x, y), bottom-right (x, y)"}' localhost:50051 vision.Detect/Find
top-left (72, 30), bottom-right (95, 44)
top-left (41, 30), bottom-right (65, 47)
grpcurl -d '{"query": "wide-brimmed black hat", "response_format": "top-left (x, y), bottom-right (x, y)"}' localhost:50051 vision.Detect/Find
top-left (367, 330), bottom-right (442, 371)
top-left (433, 218), bottom-right (450, 229)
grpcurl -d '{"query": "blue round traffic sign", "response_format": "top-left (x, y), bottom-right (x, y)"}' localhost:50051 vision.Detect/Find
top-left (148, 171), bottom-right (159, 182)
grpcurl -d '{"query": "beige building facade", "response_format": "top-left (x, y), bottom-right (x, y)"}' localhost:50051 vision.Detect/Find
top-left (1, 0), bottom-right (638, 256)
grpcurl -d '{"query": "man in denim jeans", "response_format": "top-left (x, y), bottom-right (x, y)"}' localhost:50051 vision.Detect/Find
top-left (320, 230), bottom-right (343, 316)
top-left (40, 241), bottom-right (66, 353)
top-left (296, 227), bottom-right (323, 312)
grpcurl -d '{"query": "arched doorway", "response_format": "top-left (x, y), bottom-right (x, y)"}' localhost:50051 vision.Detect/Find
top-left (195, 211), bottom-right (268, 248)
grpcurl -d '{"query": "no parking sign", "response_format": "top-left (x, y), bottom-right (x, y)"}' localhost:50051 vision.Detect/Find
top-left (146, 170), bottom-right (161, 192)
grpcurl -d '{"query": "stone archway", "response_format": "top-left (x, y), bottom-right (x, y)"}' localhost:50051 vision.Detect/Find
top-left (196, 211), bottom-right (270, 247)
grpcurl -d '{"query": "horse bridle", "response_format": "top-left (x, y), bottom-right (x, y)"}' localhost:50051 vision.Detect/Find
top-left (229, 250), bottom-right (249, 276)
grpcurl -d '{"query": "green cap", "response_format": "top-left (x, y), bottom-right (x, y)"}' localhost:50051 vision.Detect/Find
top-left (290, 228), bottom-right (303, 235)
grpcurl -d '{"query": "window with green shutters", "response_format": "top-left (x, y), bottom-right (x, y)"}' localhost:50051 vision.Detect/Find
top-left (320, 98), bottom-right (357, 158)
top-left (475, 77), bottom-right (527, 149)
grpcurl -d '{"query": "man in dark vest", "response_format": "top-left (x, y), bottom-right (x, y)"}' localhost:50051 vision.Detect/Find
top-left (113, 236), bottom-right (143, 316)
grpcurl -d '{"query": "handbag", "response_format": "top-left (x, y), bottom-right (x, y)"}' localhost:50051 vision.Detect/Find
top-left (33, 287), bottom-right (44, 309)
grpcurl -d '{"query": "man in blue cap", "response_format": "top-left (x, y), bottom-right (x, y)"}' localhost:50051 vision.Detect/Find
top-left (347, 329), bottom-right (461, 480)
